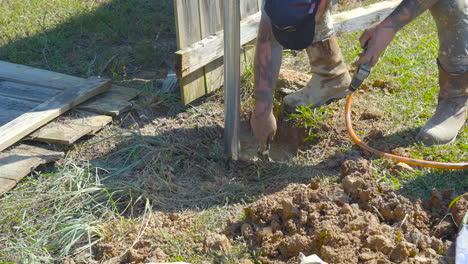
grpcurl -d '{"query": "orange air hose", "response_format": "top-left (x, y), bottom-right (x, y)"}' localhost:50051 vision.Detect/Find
top-left (345, 93), bottom-right (468, 170)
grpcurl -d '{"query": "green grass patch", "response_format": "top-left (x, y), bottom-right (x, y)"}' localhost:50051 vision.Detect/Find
top-left (338, 13), bottom-right (467, 166)
top-left (0, 0), bottom-right (175, 79)
top-left (289, 104), bottom-right (332, 141)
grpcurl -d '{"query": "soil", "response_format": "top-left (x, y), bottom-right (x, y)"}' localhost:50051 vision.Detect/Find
top-left (72, 64), bottom-right (467, 264)
top-left (67, 14), bottom-right (467, 263)
top-left (227, 159), bottom-right (465, 264)
top-left (84, 159), bottom-right (466, 264)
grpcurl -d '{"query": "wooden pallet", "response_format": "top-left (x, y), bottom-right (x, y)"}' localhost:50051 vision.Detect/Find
top-left (0, 61), bottom-right (140, 195)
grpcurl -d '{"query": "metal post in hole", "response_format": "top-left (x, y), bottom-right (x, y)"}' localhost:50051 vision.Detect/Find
top-left (224, 0), bottom-right (241, 160)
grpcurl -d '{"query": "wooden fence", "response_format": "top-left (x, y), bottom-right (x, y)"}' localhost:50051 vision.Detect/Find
top-left (173, 0), bottom-right (401, 105)
top-left (173, 0), bottom-right (260, 104)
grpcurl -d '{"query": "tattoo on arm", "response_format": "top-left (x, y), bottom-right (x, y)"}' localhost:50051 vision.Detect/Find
top-left (386, 0), bottom-right (439, 30)
top-left (253, 90), bottom-right (274, 117)
top-left (253, 18), bottom-right (283, 116)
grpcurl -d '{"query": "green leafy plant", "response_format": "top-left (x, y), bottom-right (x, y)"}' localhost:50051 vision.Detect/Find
top-left (289, 104), bottom-right (331, 141)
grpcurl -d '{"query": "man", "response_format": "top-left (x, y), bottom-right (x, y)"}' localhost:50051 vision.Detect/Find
top-left (355, 0), bottom-right (467, 145)
top-left (251, 0), bottom-right (351, 152)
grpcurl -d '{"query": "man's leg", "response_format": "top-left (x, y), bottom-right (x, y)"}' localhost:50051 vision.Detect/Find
top-left (283, 10), bottom-right (351, 111)
top-left (416, 0), bottom-right (468, 145)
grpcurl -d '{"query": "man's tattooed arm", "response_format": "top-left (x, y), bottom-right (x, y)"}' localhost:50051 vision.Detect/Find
top-left (253, 17), bottom-right (283, 117)
top-left (385, 0), bottom-right (440, 31)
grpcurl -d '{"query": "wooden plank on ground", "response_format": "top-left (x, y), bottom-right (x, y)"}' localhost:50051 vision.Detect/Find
top-left (0, 109), bottom-right (24, 127)
top-left (174, 0), bottom-right (206, 104)
top-left (0, 80), bottom-right (60, 103)
top-left (175, 0), bottom-right (401, 79)
top-left (0, 60), bottom-right (84, 90)
top-left (27, 110), bottom-right (112, 145)
top-left (77, 85), bottom-right (139, 116)
top-left (199, 0), bottom-right (224, 94)
top-left (0, 97), bottom-right (41, 126)
top-left (0, 77), bottom-right (110, 152)
top-left (0, 144), bottom-right (64, 187)
top-left (0, 178), bottom-right (16, 195)
top-left (0, 96), bottom-right (41, 112)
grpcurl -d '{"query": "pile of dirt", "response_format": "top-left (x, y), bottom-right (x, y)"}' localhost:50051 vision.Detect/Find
top-left (227, 159), bottom-right (466, 264)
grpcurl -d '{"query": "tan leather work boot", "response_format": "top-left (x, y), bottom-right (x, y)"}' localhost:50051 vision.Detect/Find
top-left (416, 64), bottom-right (468, 145)
top-left (283, 35), bottom-right (351, 112)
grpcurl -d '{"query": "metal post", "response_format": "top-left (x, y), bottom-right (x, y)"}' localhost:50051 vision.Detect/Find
top-left (224, 0), bottom-right (241, 160)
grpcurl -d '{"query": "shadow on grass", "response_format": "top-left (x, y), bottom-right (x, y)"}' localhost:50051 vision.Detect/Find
top-left (88, 123), bottom-right (345, 215)
top-left (85, 113), bottom-right (467, 216)
top-left (366, 127), bottom-right (421, 150)
top-left (397, 170), bottom-right (468, 200)
top-left (0, 0), bottom-right (176, 83)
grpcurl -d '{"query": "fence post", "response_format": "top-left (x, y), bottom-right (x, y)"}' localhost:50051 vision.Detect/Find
top-left (224, 0), bottom-right (241, 160)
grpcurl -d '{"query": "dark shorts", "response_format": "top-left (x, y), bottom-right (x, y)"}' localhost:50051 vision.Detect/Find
top-left (261, 0), bottom-right (335, 45)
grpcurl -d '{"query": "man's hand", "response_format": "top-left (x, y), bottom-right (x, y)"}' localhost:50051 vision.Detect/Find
top-left (354, 20), bottom-right (397, 68)
top-left (355, 0), bottom-right (440, 68)
top-left (250, 109), bottom-right (277, 152)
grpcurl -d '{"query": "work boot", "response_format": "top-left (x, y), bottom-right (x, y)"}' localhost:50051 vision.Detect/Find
top-left (283, 35), bottom-right (351, 112)
top-left (416, 64), bottom-right (468, 145)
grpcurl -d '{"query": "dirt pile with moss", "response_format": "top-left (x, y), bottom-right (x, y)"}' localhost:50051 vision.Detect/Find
top-left (228, 159), bottom-right (465, 264)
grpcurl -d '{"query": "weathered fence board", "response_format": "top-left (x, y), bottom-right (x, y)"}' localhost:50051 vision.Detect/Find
top-left (0, 144), bottom-right (64, 195)
top-left (0, 97), bottom-right (40, 126)
top-left (200, 0), bottom-right (225, 94)
top-left (176, 12), bottom-right (261, 79)
top-left (240, 0), bottom-right (259, 19)
top-left (175, 0), bottom-right (261, 104)
top-left (174, 0), bottom-right (206, 104)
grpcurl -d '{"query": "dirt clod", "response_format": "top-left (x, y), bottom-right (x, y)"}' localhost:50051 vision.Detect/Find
top-left (204, 231), bottom-right (231, 252)
top-left (231, 159), bottom-right (462, 264)
top-left (277, 69), bottom-right (310, 93)
top-left (448, 194), bottom-right (468, 226)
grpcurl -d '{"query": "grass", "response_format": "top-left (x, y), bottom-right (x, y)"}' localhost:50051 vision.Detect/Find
top-left (289, 104), bottom-right (332, 141)
top-left (337, 12), bottom-right (467, 162)
top-left (337, 12), bottom-right (468, 197)
top-left (285, 12), bottom-right (467, 196)
top-left (0, 159), bottom-right (112, 262)
top-left (0, 0), bottom-right (466, 263)
top-left (0, 0), bottom-right (175, 81)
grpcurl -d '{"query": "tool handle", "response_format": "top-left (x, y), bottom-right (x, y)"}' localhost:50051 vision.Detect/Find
top-left (349, 42), bottom-right (372, 92)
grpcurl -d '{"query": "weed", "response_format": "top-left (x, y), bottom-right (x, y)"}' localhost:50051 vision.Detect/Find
top-left (289, 104), bottom-right (332, 141)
